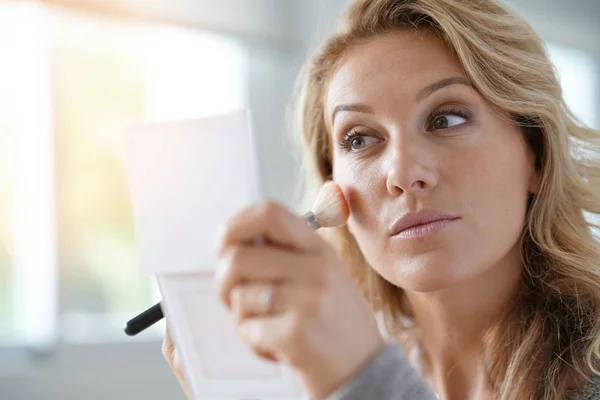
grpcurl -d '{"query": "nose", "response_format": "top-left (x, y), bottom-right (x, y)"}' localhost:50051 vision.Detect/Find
top-left (385, 135), bottom-right (439, 197)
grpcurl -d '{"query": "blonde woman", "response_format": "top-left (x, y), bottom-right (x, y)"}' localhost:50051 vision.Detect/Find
top-left (163, 0), bottom-right (600, 398)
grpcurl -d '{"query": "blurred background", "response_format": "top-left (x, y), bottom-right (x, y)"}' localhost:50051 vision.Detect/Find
top-left (0, 0), bottom-right (598, 399)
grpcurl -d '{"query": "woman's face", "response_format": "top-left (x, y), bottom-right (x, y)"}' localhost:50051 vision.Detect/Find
top-left (325, 30), bottom-right (539, 292)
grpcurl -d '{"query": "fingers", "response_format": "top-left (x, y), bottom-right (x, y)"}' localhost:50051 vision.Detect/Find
top-left (229, 282), bottom-right (317, 323)
top-left (162, 327), bottom-right (184, 379)
top-left (238, 316), bottom-right (283, 357)
top-left (162, 326), bottom-right (176, 366)
top-left (210, 200), bottom-right (353, 372)
top-left (215, 201), bottom-right (324, 255)
top-left (216, 244), bottom-right (324, 308)
top-left (162, 327), bottom-right (191, 399)
top-left (237, 313), bottom-right (307, 367)
top-left (230, 282), bottom-right (320, 366)
top-left (251, 348), bottom-right (278, 363)
top-left (230, 283), bottom-right (281, 319)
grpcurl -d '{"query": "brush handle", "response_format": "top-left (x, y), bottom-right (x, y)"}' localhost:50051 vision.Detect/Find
top-left (124, 302), bottom-right (164, 336)
top-left (124, 210), bottom-right (320, 337)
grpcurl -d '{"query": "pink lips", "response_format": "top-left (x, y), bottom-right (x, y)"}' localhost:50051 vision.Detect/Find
top-left (390, 210), bottom-right (458, 239)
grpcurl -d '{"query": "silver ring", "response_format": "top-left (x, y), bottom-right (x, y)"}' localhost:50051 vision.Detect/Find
top-left (257, 287), bottom-right (273, 313)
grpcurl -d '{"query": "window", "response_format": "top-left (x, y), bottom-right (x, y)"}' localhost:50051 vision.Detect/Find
top-left (0, 3), bottom-right (16, 339)
top-left (0, 2), bottom-right (247, 345)
top-left (547, 42), bottom-right (599, 130)
top-left (547, 42), bottom-right (599, 236)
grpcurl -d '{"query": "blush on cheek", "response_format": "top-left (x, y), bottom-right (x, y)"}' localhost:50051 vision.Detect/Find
top-left (343, 185), bottom-right (364, 237)
top-left (342, 184), bottom-right (360, 217)
top-left (334, 158), bottom-right (383, 228)
top-left (338, 184), bottom-right (379, 229)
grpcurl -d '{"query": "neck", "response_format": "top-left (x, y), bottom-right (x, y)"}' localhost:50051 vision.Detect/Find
top-left (404, 243), bottom-right (523, 399)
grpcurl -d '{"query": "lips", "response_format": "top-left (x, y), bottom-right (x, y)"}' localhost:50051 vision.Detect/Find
top-left (390, 209), bottom-right (458, 236)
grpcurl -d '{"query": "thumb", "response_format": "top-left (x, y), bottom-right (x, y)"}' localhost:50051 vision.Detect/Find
top-left (162, 326), bottom-right (192, 399)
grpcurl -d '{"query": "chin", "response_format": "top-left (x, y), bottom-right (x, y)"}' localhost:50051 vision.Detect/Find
top-left (378, 252), bottom-right (478, 293)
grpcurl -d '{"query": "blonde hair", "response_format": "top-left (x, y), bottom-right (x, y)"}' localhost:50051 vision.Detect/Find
top-left (292, 0), bottom-right (600, 399)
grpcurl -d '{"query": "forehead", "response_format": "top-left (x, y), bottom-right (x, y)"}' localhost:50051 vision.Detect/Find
top-left (325, 30), bottom-right (465, 115)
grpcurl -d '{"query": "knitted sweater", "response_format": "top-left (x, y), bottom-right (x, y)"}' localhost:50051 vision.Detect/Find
top-left (323, 342), bottom-right (600, 400)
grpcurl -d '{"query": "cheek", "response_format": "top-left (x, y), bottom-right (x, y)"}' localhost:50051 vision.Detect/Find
top-left (334, 157), bottom-right (383, 227)
top-left (468, 139), bottom-right (531, 215)
top-left (456, 138), bottom-right (532, 261)
top-left (334, 156), bottom-right (388, 263)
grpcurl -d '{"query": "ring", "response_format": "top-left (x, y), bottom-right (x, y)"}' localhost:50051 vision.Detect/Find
top-left (257, 287), bottom-right (274, 313)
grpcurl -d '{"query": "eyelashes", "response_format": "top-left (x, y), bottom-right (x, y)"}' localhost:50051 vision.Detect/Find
top-left (337, 106), bottom-right (472, 152)
top-left (338, 131), bottom-right (378, 152)
top-left (426, 107), bottom-right (471, 131)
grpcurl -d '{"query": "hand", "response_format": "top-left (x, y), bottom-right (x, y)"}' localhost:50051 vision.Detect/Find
top-left (214, 201), bottom-right (384, 399)
top-left (162, 327), bottom-right (191, 399)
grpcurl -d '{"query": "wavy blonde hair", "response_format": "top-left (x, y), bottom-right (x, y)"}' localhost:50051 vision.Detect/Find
top-left (292, 0), bottom-right (600, 398)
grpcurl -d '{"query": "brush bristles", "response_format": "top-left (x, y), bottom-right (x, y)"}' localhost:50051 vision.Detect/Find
top-left (311, 181), bottom-right (349, 228)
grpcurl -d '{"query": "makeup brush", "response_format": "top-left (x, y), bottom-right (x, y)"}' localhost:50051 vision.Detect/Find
top-left (124, 181), bottom-right (349, 336)
top-left (302, 180), bottom-right (349, 230)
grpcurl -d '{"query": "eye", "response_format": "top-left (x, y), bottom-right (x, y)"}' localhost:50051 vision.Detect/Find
top-left (350, 136), bottom-right (368, 150)
top-left (432, 115), bottom-right (465, 129)
top-left (339, 131), bottom-right (379, 152)
top-left (428, 108), bottom-right (471, 131)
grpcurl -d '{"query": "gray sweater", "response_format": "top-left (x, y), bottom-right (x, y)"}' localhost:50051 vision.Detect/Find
top-left (323, 342), bottom-right (600, 400)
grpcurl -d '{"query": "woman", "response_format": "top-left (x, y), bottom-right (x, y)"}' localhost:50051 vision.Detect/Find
top-left (163, 0), bottom-right (600, 398)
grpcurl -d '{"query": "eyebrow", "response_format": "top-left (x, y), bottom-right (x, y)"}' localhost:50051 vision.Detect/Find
top-left (330, 76), bottom-right (471, 124)
top-left (416, 76), bottom-right (471, 102)
top-left (331, 103), bottom-right (373, 125)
